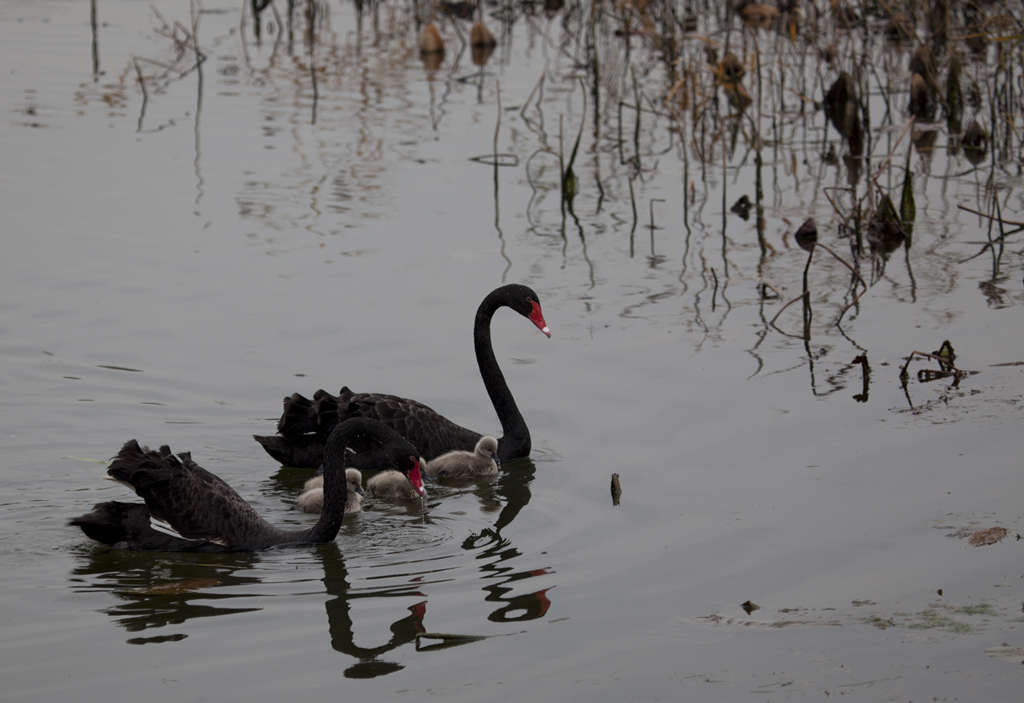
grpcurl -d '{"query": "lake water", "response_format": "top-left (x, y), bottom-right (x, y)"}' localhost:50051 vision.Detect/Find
top-left (2, 1), bottom-right (1023, 700)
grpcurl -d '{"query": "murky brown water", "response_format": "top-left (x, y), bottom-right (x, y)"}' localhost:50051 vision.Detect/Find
top-left (2, 1), bottom-right (1023, 700)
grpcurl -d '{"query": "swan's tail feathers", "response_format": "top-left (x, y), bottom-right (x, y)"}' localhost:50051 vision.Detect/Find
top-left (106, 441), bottom-right (181, 499)
top-left (311, 389), bottom-right (340, 435)
top-left (69, 501), bottom-right (150, 545)
top-left (277, 389), bottom-right (342, 437)
top-left (277, 392), bottom-right (325, 436)
top-left (69, 501), bottom-right (227, 550)
top-left (252, 433), bottom-right (325, 469)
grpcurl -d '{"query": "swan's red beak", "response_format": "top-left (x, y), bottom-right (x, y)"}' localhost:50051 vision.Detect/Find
top-left (408, 458), bottom-right (425, 497)
top-left (528, 301), bottom-right (551, 338)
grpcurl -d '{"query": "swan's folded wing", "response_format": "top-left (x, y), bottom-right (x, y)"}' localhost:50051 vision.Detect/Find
top-left (343, 391), bottom-right (482, 460)
top-left (107, 440), bottom-right (267, 547)
top-left (253, 433), bottom-right (325, 468)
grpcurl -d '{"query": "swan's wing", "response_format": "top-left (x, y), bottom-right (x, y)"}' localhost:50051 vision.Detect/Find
top-left (107, 440), bottom-right (268, 547)
top-left (342, 390), bottom-right (482, 459)
top-left (253, 433), bottom-right (325, 468)
top-left (268, 386), bottom-right (484, 462)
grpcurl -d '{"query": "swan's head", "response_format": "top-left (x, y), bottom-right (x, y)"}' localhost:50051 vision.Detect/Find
top-left (500, 284), bottom-right (551, 337)
top-left (475, 436), bottom-right (499, 458)
top-left (398, 454), bottom-right (425, 497)
top-left (382, 440), bottom-right (425, 498)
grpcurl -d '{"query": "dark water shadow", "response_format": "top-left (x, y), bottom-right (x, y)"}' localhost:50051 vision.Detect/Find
top-left (68, 548), bottom-right (262, 639)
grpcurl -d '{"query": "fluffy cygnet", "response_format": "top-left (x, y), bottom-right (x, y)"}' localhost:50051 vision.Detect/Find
top-left (366, 462), bottom-right (429, 502)
top-left (296, 468), bottom-right (364, 514)
top-left (424, 436), bottom-right (498, 481)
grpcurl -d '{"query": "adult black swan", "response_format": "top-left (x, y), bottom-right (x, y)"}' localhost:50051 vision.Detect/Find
top-left (70, 418), bottom-right (424, 551)
top-left (254, 284), bottom-right (550, 469)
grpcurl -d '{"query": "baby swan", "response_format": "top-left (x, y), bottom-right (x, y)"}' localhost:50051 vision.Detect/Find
top-left (424, 436), bottom-right (498, 481)
top-left (366, 461), bottom-right (429, 502)
top-left (296, 468), bottom-right (364, 514)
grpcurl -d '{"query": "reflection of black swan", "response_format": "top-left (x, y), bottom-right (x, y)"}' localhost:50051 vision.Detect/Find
top-left (296, 468), bottom-right (365, 514)
top-left (254, 284), bottom-right (550, 468)
top-left (425, 436), bottom-right (498, 480)
top-left (70, 419), bottom-right (422, 551)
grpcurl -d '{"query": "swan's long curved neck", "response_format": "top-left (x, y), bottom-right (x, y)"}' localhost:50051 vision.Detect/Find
top-left (294, 442), bottom-right (350, 544)
top-left (475, 294), bottom-right (530, 459)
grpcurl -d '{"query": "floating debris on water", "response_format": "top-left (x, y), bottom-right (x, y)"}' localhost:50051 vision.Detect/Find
top-left (968, 527), bottom-right (1008, 547)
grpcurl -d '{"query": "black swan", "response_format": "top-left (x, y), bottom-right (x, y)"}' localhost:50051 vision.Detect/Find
top-left (424, 435), bottom-right (498, 480)
top-left (254, 284), bottom-right (550, 469)
top-left (296, 468), bottom-right (365, 514)
top-left (69, 418), bottom-right (423, 551)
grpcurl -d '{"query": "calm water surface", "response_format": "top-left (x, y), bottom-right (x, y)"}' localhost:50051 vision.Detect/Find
top-left (2, 1), bottom-right (1023, 700)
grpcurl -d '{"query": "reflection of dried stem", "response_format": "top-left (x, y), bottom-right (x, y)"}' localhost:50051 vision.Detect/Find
top-left (769, 238), bottom-right (866, 340)
top-left (519, 74), bottom-right (547, 145)
top-left (490, 86), bottom-right (512, 281)
top-left (90, 0), bottom-right (100, 77)
top-left (956, 204), bottom-right (1024, 263)
top-left (132, 58), bottom-right (148, 132)
top-left (898, 341), bottom-right (970, 409)
top-left (852, 354), bottom-right (870, 403)
top-left (627, 176), bottom-right (638, 258)
top-left (133, 5), bottom-right (207, 93)
top-left (709, 267), bottom-right (719, 312)
top-left (767, 292), bottom-right (807, 339)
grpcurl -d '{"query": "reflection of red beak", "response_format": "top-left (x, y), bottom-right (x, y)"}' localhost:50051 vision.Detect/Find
top-left (528, 301), bottom-right (551, 338)
top-left (408, 460), bottom-right (425, 497)
top-left (534, 588), bottom-right (552, 617)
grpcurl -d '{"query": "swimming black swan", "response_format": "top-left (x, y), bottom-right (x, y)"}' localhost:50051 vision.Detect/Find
top-left (296, 468), bottom-right (365, 514)
top-left (254, 284), bottom-right (550, 469)
top-left (69, 418), bottom-right (423, 551)
top-left (425, 436), bottom-right (498, 480)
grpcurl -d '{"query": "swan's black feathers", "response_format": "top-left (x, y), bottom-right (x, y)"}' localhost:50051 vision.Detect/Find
top-left (276, 392), bottom-right (317, 436)
top-left (261, 387), bottom-right (482, 469)
top-left (251, 433), bottom-right (324, 468)
top-left (341, 389), bottom-right (483, 458)
top-left (313, 388), bottom-right (340, 435)
top-left (67, 501), bottom-right (228, 551)
top-left (106, 440), bottom-right (272, 548)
